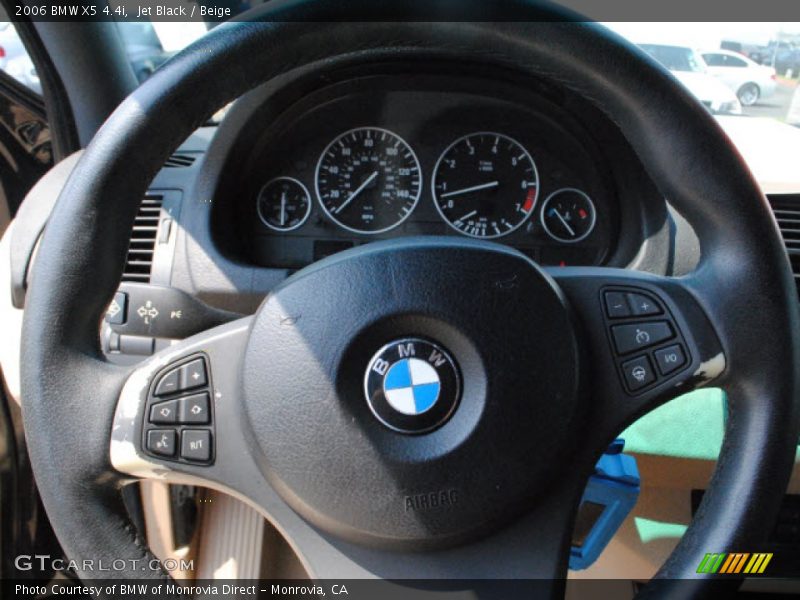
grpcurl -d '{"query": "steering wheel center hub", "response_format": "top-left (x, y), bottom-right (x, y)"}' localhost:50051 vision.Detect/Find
top-left (242, 238), bottom-right (583, 547)
top-left (364, 337), bottom-right (461, 433)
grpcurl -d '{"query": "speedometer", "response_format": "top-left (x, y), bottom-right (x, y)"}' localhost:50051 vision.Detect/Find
top-left (432, 132), bottom-right (539, 239)
top-left (315, 127), bottom-right (422, 234)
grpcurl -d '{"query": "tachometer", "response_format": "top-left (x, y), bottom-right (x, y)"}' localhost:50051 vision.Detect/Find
top-left (315, 127), bottom-right (422, 234)
top-left (432, 132), bottom-right (539, 239)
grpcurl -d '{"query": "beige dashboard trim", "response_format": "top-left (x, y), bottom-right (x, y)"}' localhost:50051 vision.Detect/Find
top-left (0, 221), bottom-right (24, 405)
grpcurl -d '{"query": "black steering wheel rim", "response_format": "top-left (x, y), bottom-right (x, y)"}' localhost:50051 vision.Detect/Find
top-left (20, 1), bottom-right (800, 595)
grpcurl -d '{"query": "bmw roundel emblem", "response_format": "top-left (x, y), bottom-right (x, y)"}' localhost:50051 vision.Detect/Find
top-left (364, 338), bottom-right (461, 434)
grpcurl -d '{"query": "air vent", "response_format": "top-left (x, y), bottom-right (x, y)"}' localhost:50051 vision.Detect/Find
top-left (768, 194), bottom-right (800, 298)
top-left (163, 153), bottom-right (196, 168)
top-left (122, 193), bottom-right (164, 283)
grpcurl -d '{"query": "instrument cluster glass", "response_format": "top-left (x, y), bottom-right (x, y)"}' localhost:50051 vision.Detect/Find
top-left (266, 127), bottom-right (598, 243)
top-left (233, 76), bottom-right (615, 269)
top-left (256, 177), bottom-right (311, 232)
top-left (315, 127), bottom-right (422, 235)
top-left (432, 132), bottom-right (539, 239)
top-left (540, 188), bottom-right (597, 243)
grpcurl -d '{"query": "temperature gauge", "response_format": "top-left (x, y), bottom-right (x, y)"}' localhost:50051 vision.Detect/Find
top-left (541, 188), bottom-right (597, 243)
top-left (256, 177), bottom-right (312, 232)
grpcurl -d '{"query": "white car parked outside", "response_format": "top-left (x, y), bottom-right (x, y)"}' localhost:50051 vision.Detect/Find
top-left (0, 22), bottom-right (41, 94)
top-left (638, 44), bottom-right (743, 115)
top-left (701, 49), bottom-right (777, 106)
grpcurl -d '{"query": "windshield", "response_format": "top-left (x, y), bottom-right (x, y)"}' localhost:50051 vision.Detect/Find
top-left (638, 44), bottom-right (706, 72)
top-left (606, 22), bottom-right (800, 190)
top-left (2, 18), bottom-right (800, 184)
top-left (149, 20), bottom-right (800, 127)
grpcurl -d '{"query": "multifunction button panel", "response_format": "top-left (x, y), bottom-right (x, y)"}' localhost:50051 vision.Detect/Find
top-left (142, 354), bottom-right (215, 464)
top-left (602, 288), bottom-right (690, 394)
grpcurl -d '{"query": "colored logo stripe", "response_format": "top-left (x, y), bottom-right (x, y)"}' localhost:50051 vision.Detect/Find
top-left (744, 553), bottom-right (773, 574)
top-left (720, 553), bottom-right (748, 574)
top-left (696, 553), bottom-right (725, 574)
top-left (697, 553), bottom-right (773, 574)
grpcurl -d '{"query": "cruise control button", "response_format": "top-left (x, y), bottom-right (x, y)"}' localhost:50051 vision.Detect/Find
top-left (180, 358), bottom-right (207, 390)
top-left (119, 335), bottom-right (154, 356)
top-left (179, 393), bottom-right (210, 424)
top-left (150, 399), bottom-right (180, 423)
top-left (628, 293), bottom-right (662, 316)
top-left (181, 430), bottom-right (211, 462)
top-left (654, 344), bottom-right (686, 375)
top-left (621, 356), bottom-right (656, 391)
top-left (604, 292), bottom-right (631, 318)
top-left (612, 321), bottom-right (673, 354)
top-left (154, 368), bottom-right (180, 396)
top-left (147, 429), bottom-right (177, 457)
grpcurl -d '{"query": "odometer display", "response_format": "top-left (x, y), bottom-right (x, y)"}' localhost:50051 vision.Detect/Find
top-left (432, 132), bottom-right (539, 239)
top-left (315, 127), bottom-right (422, 234)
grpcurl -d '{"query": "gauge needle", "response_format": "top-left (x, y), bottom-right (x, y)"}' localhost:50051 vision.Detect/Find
top-left (336, 171), bottom-right (379, 214)
top-left (440, 181), bottom-right (500, 199)
top-left (552, 209), bottom-right (576, 237)
top-left (279, 191), bottom-right (287, 226)
top-left (456, 210), bottom-right (478, 223)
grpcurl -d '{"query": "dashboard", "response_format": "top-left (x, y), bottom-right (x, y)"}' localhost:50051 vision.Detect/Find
top-left (214, 73), bottom-right (634, 270)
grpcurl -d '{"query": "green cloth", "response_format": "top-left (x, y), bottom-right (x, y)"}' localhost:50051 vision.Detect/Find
top-left (634, 517), bottom-right (688, 544)
top-left (618, 390), bottom-right (800, 549)
top-left (621, 389), bottom-right (726, 460)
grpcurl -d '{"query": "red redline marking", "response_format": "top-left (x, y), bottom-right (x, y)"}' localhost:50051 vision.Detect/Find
top-left (523, 188), bottom-right (537, 212)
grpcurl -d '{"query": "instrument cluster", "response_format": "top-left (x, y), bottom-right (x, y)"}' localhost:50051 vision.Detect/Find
top-left (233, 75), bottom-right (618, 268)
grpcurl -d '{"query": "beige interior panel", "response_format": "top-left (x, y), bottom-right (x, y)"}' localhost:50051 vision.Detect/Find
top-left (0, 222), bottom-right (23, 404)
top-left (572, 452), bottom-right (800, 581)
top-left (139, 481), bottom-right (195, 581)
top-left (195, 489), bottom-right (265, 579)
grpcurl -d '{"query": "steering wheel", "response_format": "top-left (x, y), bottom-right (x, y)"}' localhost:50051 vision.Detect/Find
top-left (20, 2), bottom-right (800, 597)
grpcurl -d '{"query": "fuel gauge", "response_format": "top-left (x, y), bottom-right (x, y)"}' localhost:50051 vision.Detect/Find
top-left (256, 177), bottom-right (312, 232)
top-left (541, 188), bottom-right (597, 243)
